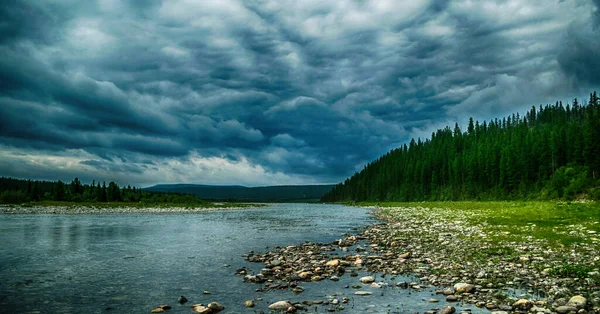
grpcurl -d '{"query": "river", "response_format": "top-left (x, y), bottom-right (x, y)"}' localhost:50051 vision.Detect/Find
top-left (0, 204), bottom-right (483, 313)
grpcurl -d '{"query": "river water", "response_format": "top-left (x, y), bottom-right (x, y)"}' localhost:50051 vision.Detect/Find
top-left (0, 204), bottom-right (483, 313)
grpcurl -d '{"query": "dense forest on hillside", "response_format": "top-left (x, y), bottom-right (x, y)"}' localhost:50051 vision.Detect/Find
top-left (0, 177), bottom-right (207, 204)
top-left (322, 92), bottom-right (600, 202)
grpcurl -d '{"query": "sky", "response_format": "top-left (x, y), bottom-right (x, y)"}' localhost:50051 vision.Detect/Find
top-left (1, 0), bottom-right (599, 187)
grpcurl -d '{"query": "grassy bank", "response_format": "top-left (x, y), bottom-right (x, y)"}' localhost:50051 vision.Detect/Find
top-left (350, 201), bottom-right (600, 310)
top-left (360, 201), bottom-right (600, 247)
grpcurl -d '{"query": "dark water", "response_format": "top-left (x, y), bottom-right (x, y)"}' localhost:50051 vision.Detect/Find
top-left (0, 204), bottom-right (482, 313)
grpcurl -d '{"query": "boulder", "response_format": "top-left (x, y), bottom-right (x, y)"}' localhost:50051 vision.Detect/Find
top-left (245, 300), bottom-right (255, 308)
top-left (178, 296), bottom-right (188, 304)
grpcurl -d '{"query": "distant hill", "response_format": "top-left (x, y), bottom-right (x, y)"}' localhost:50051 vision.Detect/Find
top-left (144, 184), bottom-right (335, 202)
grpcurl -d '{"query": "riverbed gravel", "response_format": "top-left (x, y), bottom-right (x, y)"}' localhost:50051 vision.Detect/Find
top-left (240, 205), bottom-right (600, 313)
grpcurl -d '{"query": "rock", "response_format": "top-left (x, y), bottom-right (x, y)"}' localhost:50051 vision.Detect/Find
top-left (203, 290), bottom-right (211, 295)
top-left (271, 259), bottom-right (282, 266)
top-left (453, 283), bottom-right (475, 293)
top-left (513, 299), bottom-right (533, 310)
top-left (396, 282), bottom-right (409, 288)
top-left (567, 296), bottom-right (586, 309)
top-left (429, 298), bottom-right (440, 303)
top-left (490, 312), bottom-right (509, 314)
top-left (178, 296), bottom-right (188, 304)
top-left (446, 295), bottom-right (459, 302)
top-left (359, 276), bottom-right (375, 283)
top-left (442, 287), bottom-right (454, 295)
top-left (207, 302), bottom-right (223, 313)
top-left (269, 301), bottom-right (293, 311)
top-left (485, 303), bottom-right (498, 310)
top-left (439, 306), bottom-right (456, 314)
top-left (330, 275), bottom-right (339, 281)
top-left (152, 305), bottom-right (171, 312)
top-left (245, 300), bottom-right (255, 307)
top-left (354, 291), bottom-right (373, 296)
top-left (556, 306), bottom-right (578, 314)
top-left (326, 259), bottom-right (340, 267)
top-left (399, 252), bottom-right (411, 259)
top-left (191, 304), bottom-right (212, 314)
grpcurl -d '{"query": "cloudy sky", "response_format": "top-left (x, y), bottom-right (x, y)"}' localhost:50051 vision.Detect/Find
top-left (1, 0), bottom-right (599, 187)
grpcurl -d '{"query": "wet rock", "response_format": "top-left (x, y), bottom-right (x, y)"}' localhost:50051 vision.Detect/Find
top-left (438, 306), bottom-right (456, 314)
top-left (513, 299), bottom-right (533, 310)
top-left (396, 282), bottom-right (409, 289)
top-left (442, 288), bottom-right (454, 295)
top-left (245, 300), bottom-right (255, 308)
top-left (207, 302), bottom-right (224, 313)
top-left (354, 291), bottom-right (373, 296)
top-left (446, 295), bottom-right (459, 302)
top-left (190, 304), bottom-right (211, 314)
top-left (178, 296), bottom-right (188, 304)
top-left (151, 305), bottom-right (171, 313)
top-left (269, 301), bottom-right (293, 311)
top-left (359, 276), bottom-right (375, 283)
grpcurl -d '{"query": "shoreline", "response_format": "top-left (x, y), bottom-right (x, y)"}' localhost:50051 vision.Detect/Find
top-left (239, 203), bottom-right (599, 313)
top-left (0, 203), bottom-right (263, 214)
top-left (361, 205), bottom-right (599, 313)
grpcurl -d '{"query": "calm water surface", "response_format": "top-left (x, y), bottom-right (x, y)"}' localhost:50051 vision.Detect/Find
top-left (0, 204), bottom-right (482, 313)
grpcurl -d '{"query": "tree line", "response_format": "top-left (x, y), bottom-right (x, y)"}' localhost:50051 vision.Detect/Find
top-left (0, 177), bottom-right (207, 204)
top-left (322, 92), bottom-right (600, 202)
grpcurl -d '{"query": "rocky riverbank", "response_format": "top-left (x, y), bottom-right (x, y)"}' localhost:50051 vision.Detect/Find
top-left (0, 204), bottom-right (259, 214)
top-left (238, 205), bottom-right (600, 313)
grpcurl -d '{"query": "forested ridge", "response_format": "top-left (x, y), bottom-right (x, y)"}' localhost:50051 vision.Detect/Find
top-left (322, 92), bottom-right (600, 202)
top-left (0, 177), bottom-right (207, 204)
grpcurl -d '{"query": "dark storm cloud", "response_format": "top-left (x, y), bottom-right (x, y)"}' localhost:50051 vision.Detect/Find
top-left (0, 0), bottom-right (598, 186)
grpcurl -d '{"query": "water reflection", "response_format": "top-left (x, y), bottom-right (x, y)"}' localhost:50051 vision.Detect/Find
top-left (0, 204), bottom-right (485, 313)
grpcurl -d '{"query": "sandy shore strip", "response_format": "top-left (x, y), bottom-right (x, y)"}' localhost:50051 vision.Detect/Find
top-left (0, 204), bottom-right (263, 214)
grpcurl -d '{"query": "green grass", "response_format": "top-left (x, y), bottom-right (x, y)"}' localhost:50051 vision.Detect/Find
top-left (360, 201), bottom-right (600, 247)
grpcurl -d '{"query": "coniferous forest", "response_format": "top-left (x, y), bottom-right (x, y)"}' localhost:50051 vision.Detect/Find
top-left (322, 92), bottom-right (600, 202)
top-left (0, 177), bottom-right (207, 204)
